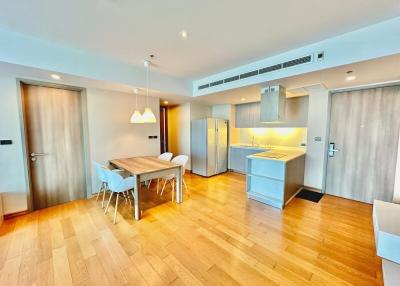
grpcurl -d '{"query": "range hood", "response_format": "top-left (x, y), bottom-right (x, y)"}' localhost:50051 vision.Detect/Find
top-left (260, 85), bottom-right (286, 122)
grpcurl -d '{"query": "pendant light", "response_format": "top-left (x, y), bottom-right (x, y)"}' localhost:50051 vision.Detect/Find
top-left (141, 60), bottom-right (157, 123)
top-left (130, 88), bottom-right (144, 123)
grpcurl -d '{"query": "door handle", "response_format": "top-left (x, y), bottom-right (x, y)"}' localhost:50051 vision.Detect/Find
top-left (30, 152), bottom-right (47, 161)
top-left (328, 143), bottom-right (340, 157)
top-left (31, 152), bottom-right (47, 157)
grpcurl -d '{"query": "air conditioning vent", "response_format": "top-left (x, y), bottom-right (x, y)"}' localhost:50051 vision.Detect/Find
top-left (198, 83), bottom-right (210, 90)
top-left (197, 53), bottom-right (314, 91)
top-left (240, 70), bottom-right (258, 79)
top-left (259, 64), bottom-right (282, 74)
top-left (282, 55), bottom-right (312, 68)
top-left (209, 80), bottom-right (223, 87)
top-left (224, 75), bottom-right (239, 83)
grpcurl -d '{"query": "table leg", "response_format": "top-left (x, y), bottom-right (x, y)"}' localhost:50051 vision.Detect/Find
top-left (176, 166), bottom-right (183, 203)
top-left (134, 174), bottom-right (141, 220)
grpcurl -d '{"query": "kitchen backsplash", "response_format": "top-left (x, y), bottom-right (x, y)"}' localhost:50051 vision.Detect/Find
top-left (238, 128), bottom-right (307, 147)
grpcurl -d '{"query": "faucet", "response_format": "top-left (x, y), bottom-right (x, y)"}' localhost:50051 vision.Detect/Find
top-left (252, 136), bottom-right (256, 146)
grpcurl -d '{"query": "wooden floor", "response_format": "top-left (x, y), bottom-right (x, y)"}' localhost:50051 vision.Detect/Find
top-left (0, 172), bottom-right (383, 285)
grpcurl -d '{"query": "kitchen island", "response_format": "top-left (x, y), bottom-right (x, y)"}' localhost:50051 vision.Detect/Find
top-left (246, 147), bottom-right (305, 209)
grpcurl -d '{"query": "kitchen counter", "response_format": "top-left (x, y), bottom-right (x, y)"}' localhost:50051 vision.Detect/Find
top-left (247, 147), bottom-right (306, 163)
top-left (245, 147), bottom-right (305, 209)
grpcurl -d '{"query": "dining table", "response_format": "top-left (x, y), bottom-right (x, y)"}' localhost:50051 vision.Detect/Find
top-left (110, 156), bottom-right (183, 220)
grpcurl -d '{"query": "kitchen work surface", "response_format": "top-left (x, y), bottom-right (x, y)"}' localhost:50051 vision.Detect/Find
top-left (110, 156), bottom-right (183, 220)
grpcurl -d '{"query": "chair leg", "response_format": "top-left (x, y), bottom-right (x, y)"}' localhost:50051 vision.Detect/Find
top-left (101, 185), bottom-right (107, 208)
top-left (183, 178), bottom-right (190, 196)
top-left (147, 179), bottom-right (152, 189)
top-left (171, 179), bottom-right (175, 202)
top-left (156, 178), bottom-right (160, 194)
top-left (113, 193), bottom-right (119, 224)
top-left (96, 182), bottom-right (104, 201)
top-left (104, 192), bottom-right (114, 214)
top-left (160, 179), bottom-right (168, 196)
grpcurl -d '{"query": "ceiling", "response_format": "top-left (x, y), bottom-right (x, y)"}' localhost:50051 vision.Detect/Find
top-left (193, 54), bottom-right (400, 105)
top-left (0, 0), bottom-right (399, 79)
top-left (0, 61), bottom-right (189, 104)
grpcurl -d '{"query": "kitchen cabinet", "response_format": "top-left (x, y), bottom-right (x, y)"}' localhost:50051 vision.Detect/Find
top-left (235, 103), bottom-right (250, 128)
top-left (235, 96), bottom-right (308, 128)
top-left (246, 151), bottom-right (305, 209)
top-left (229, 146), bottom-right (266, 173)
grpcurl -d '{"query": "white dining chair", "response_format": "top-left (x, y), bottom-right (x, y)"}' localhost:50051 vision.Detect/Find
top-left (160, 155), bottom-right (189, 200)
top-left (104, 169), bottom-right (135, 224)
top-left (147, 152), bottom-right (173, 191)
top-left (94, 162), bottom-right (123, 208)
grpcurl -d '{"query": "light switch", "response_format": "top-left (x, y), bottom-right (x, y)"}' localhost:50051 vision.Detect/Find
top-left (0, 139), bottom-right (12, 145)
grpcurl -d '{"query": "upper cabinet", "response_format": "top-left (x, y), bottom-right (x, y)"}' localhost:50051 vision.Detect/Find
top-left (235, 96), bottom-right (309, 128)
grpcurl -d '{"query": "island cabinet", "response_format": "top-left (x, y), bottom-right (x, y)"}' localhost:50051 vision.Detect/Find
top-left (246, 153), bottom-right (305, 209)
top-left (229, 146), bottom-right (266, 173)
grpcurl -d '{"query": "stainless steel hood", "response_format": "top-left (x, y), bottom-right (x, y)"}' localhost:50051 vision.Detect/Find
top-left (260, 85), bottom-right (286, 122)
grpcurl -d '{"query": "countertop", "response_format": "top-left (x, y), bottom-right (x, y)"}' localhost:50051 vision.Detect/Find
top-left (245, 146), bottom-right (306, 163)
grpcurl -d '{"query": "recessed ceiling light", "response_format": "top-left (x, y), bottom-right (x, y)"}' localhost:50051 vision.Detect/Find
top-left (241, 98), bottom-right (246, 102)
top-left (180, 30), bottom-right (188, 39)
top-left (50, 74), bottom-right (61, 80)
top-left (345, 70), bottom-right (356, 81)
top-left (164, 100), bottom-right (169, 105)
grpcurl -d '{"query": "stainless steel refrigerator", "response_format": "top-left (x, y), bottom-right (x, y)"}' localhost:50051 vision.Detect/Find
top-left (191, 118), bottom-right (228, 177)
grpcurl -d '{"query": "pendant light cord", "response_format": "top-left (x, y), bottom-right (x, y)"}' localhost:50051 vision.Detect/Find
top-left (146, 62), bottom-right (149, 107)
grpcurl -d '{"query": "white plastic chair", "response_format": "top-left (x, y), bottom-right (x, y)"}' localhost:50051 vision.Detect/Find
top-left (104, 169), bottom-right (135, 224)
top-left (160, 155), bottom-right (189, 200)
top-left (147, 152), bottom-right (173, 191)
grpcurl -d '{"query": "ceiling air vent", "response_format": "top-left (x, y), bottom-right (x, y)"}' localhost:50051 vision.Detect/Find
top-left (259, 63), bottom-right (282, 74)
top-left (198, 83), bottom-right (210, 90)
top-left (209, 80), bottom-right (223, 87)
top-left (240, 70), bottom-right (258, 79)
top-left (197, 53), bottom-right (314, 91)
top-left (224, 75), bottom-right (239, 83)
top-left (282, 55), bottom-right (312, 68)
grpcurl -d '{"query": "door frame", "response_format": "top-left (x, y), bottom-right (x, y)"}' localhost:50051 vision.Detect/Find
top-left (16, 79), bottom-right (92, 211)
top-left (323, 80), bottom-right (400, 198)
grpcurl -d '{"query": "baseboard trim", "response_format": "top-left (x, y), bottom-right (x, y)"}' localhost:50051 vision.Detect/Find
top-left (302, 185), bottom-right (323, 193)
top-left (4, 210), bottom-right (30, 220)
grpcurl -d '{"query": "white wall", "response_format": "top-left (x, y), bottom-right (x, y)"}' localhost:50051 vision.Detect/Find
top-left (167, 103), bottom-right (191, 168)
top-left (86, 88), bottom-right (160, 194)
top-left (0, 71), bottom-right (160, 214)
top-left (0, 74), bottom-right (29, 214)
top-left (304, 90), bottom-right (330, 190)
top-left (167, 103), bottom-right (211, 170)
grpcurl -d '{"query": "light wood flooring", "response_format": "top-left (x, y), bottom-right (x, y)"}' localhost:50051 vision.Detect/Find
top-left (0, 172), bottom-right (383, 285)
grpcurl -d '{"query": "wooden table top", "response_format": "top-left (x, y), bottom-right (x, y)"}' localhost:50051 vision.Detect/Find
top-left (110, 156), bottom-right (180, 175)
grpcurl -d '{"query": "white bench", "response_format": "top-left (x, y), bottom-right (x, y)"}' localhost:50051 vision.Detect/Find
top-left (373, 200), bottom-right (400, 285)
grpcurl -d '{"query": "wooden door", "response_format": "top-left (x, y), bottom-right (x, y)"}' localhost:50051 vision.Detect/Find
top-left (325, 85), bottom-right (400, 203)
top-left (22, 84), bottom-right (86, 209)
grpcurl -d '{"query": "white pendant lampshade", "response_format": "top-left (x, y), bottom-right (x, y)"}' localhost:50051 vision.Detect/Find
top-left (130, 88), bottom-right (144, 123)
top-left (130, 110), bottom-right (144, 123)
top-left (142, 107), bottom-right (157, 123)
top-left (142, 60), bottom-right (157, 123)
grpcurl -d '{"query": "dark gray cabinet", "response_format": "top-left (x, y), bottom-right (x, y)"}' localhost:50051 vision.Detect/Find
top-left (234, 96), bottom-right (308, 128)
